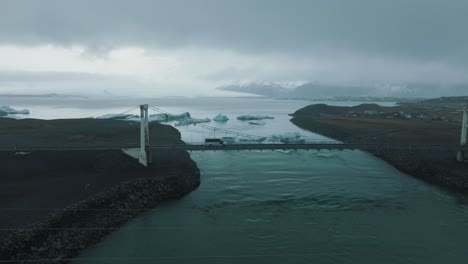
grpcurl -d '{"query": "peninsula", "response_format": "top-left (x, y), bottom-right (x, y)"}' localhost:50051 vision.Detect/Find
top-left (290, 97), bottom-right (468, 191)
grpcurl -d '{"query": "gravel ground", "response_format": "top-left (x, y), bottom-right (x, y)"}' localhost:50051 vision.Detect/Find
top-left (0, 118), bottom-right (200, 263)
top-left (291, 113), bottom-right (468, 192)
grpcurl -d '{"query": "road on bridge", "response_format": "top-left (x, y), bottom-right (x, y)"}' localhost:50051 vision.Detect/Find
top-left (1, 143), bottom-right (467, 152)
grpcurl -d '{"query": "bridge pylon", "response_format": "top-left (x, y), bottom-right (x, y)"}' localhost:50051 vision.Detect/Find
top-left (138, 104), bottom-right (152, 166)
top-left (457, 105), bottom-right (468, 162)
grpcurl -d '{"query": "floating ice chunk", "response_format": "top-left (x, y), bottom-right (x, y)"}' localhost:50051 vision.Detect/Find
top-left (97, 112), bottom-right (191, 123)
top-left (96, 114), bottom-right (137, 120)
top-left (270, 132), bottom-right (305, 143)
top-left (221, 137), bottom-right (237, 144)
top-left (15, 151), bottom-right (32, 155)
top-left (213, 114), bottom-right (229, 122)
top-left (165, 112), bottom-right (191, 121)
top-left (239, 137), bottom-right (268, 143)
top-left (174, 118), bottom-right (211, 126)
top-left (0, 106), bottom-right (30, 115)
top-left (316, 153), bottom-right (334, 158)
top-left (237, 115), bottom-right (274, 121)
top-left (145, 112), bottom-right (191, 122)
top-left (248, 120), bottom-right (266, 125)
top-left (147, 114), bottom-right (168, 122)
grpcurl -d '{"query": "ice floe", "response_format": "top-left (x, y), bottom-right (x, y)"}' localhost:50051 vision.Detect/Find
top-left (270, 132), bottom-right (306, 143)
top-left (0, 106), bottom-right (30, 115)
top-left (221, 137), bottom-right (237, 144)
top-left (163, 112), bottom-right (191, 122)
top-left (96, 112), bottom-right (192, 122)
top-left (216, 133), bottom-right (308, 144)
top-left (174, 118), bottom-right (211, 127)
top-left (237, 115), bottom-right (274, 121)
top-left (275, 150), bottom-right (292, 154)
top-left (96, 110), bottom-right (213, 127)
top-left (316, 153), bottom-right (334, 158)
top-left (96, 114), bottom-right (137, 120)
top-left (248, 120), bottom-right (266, 125)
top-left (213, 114), bottom-right (229, 122)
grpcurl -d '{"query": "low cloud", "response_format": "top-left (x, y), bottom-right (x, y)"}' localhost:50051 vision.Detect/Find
top-left (1, 0), bottom-right (468, 96)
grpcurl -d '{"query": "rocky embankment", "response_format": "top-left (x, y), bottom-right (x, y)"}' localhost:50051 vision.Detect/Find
top-left (0, 118), bottom-right (200, 263)
top-left (290, 103), bottom-right (468, 192)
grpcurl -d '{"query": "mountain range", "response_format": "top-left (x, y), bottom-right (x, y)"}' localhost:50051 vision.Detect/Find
top-left (218, 82), bottom-right (468, 99)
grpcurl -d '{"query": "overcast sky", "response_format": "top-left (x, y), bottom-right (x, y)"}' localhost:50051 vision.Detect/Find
top-left (1, 0), bottom-right (467, 96)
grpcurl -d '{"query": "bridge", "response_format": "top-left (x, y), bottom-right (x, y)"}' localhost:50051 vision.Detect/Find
top-left (1, 104), bottom-right (467, 166)
top-left (4, 143), bottom-right (468, 152)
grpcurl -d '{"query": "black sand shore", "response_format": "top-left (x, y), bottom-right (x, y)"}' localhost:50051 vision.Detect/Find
top-left (0, 118), bottom-right (200, 262)
top-left (290, 104), bottom-right (468, 192)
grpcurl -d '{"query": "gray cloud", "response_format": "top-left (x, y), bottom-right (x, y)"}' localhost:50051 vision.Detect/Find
top-left (1, 0), bottom-right (467, 65)
top-left (0, 71), bottom-right (110, 83)
top-left (0, 70), bottom-right (144, 96)
top-left (1, 0), bottom-right (468, 97)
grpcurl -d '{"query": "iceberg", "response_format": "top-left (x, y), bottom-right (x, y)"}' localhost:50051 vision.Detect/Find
top-left (239, 137), bottom-right (268, 143)
top-left (148, 114), bottom-right (168, 122)
top-left (96, 112), bottom-right (191, 123)
top-left (97, 109), bottom-right (212, 127)
top-left (165, 112), bottom-right (191, 121)
top-left (96, 114), bottom-right (137, 120)
top-left (270, 132), bottom-right (305, 143)
top-left (248, 120), bottom-right (266, 125)
top-left (237, 115), bottom-right (274, 121)
top-left (213, 114), bottom-right (229, 122)
top-left (174, 118), bottom-right (211, 127)
top-left (0, 106), bottom-right (30, 115)
top-left (221, 137), bottom-right (237, 144)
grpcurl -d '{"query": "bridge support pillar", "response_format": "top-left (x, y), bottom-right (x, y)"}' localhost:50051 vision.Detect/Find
top-left (139, 104), bottom-right (152, 167)
top-left (457, 105), bottom-right (468, 162)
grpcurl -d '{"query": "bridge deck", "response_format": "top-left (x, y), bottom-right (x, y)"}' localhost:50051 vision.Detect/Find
top-left (1, 143), bottom-right (467, 152)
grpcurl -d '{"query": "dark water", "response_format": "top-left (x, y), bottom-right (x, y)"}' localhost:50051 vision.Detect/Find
top-left (74, 150), bottom-right (468, 263)
top-left (16, 97), bottom-right (466, 263)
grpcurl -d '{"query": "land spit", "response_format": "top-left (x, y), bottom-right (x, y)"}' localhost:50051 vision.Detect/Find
top-left (0, 118), bottom-right (200, 263)
top-left (290, 103), bottom-right (468, 192)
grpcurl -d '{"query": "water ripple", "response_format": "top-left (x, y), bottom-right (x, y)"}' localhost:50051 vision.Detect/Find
top-left (193, 193), bottom-right (405, 213)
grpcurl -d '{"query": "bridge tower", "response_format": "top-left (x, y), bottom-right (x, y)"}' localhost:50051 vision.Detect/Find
top-left (138, 104), bottom-right (152, 166)
top-left (457, 105), bottom-right (468, 162)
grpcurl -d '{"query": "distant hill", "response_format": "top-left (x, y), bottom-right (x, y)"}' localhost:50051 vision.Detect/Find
top-left (292, 103), bottom-right (390, 117)
top-left (218, 83), bottom-right (289, 97)
top-left (419, 96), bottom-right (468, 105)
top-left (285, 83), bottom-right (374, 98)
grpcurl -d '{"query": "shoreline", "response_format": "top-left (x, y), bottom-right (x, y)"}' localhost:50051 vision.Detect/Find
top-left (1, 162), bottom-right (200, 262)
top-left (0, 118), bottom-right (201, 262)
top-left (289, 104), bottom-right (468, 192)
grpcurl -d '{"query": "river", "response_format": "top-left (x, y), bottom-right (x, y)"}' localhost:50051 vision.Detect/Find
top-left (4, 97), bottom-right (468, 263)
